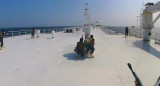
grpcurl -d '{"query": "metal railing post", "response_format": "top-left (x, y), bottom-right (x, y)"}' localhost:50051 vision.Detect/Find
top-left (25, 30), bottom-right (26, 35)
top-left (155, 33), bottom-right (158, 43)
top-left (12, 32), bottom-right (13, 38)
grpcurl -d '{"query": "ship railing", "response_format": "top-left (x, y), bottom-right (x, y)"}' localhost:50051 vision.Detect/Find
top-left (129, 28), bottom-right (143, 38)
top-left (107, 29), bottom-right (125, 35)
top-left (19, 30), bottom-right (31, 36)
top-left (155, 33), bottom-right (160, 44)
top-left (107, 27), bottom-right (160, 45)
top-left (107, 28), bottom-right (143, 38)
top-left (5, 28), bottom-right (65, 38)
top-left (5, 30), bottom-right (31, 37)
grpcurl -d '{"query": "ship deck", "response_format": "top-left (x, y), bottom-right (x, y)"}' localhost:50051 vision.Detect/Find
top-left (0, 28), bottom-right (160, 86)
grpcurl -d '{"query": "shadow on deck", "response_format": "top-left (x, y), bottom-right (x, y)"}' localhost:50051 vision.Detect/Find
top-left (133, 40), bottom-right (160, 59)
top-left (63, 53), bottom-right (87, 61)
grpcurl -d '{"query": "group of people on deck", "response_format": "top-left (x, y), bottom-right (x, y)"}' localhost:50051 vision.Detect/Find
top-left (75, 35), bottom-right (95, 58)
top-left (0, 28), bottom-right (35, 49)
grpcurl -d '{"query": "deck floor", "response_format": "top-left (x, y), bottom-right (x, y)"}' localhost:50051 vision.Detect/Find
top-left (0, 28), bottom-right (160, 86)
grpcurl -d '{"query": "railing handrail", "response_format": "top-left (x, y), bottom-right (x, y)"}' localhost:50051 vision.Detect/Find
top-left (4, 28), bottom-right (65, 38)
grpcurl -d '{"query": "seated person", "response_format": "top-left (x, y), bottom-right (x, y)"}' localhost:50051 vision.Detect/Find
top-left (84, 35), bottom-right (95, 57)
top-left (76, 38), bottom-right (84, 57)
top-left (88, 35), bottom-right (93, 42)
top-left (89, 39), bottom-right (95, 58)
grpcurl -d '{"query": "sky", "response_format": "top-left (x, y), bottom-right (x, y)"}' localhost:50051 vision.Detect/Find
top-left (0, 0), bottom-right (160, 28)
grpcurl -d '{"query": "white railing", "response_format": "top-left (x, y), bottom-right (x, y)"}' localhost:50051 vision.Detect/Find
top-left (129, 28), bottom-right (143, 38)
top-left (107, 27), bottom-right (143, 38)
top-left (5, 29), bottom-right (65, 38)
top-left (155, 33), bottom-right (160, 44)
top-left (6, 30), bottom-right (31, 37)
top-left (106, 27), bottom-right (160, 45)
top-left (19, 30), bottom-right (31, 36)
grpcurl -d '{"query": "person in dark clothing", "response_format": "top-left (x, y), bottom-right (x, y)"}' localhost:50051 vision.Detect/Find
top-left (84, 35), bottom-right (95, 58)
top-left (125, 27), bottom-right (129, 37)
top-left (76, 38), bottom-right (84, 57)
top-left (0, 29), bottom-right (5, 47)
top-left (90, 39), bottom-right (95, 54)
top-left (31, 28), bottom-right (35, 38)
top-left (0, 33), bottom-right (3, 47)
top-left (88, 38), bottom-right (95, 58)
top-left (74, 35), bottom-right (95, 58)
top-left (86, 35), bottom-right (93, 50)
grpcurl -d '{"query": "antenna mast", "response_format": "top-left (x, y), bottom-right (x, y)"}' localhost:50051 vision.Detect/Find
top-left (84, 3), bottom-right (90, 26)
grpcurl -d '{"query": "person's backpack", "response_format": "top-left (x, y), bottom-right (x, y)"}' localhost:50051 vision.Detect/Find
top-left (77, 42), bottom-right (84, 51)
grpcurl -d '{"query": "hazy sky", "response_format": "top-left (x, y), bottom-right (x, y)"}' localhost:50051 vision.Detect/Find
top-left (0, 0), bottom-right (159, 28)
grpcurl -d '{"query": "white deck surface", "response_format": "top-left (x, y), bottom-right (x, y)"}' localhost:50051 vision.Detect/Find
top-left (0, 28), bottom-right (160, 86)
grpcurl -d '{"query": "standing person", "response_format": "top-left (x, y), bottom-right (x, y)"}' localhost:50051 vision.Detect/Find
top-left (125, 27), bottom-right (129, 37)
top-left (31, 28), bottom-right (35, 38)
top-left (0, 29), bottom-right (5, 48)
